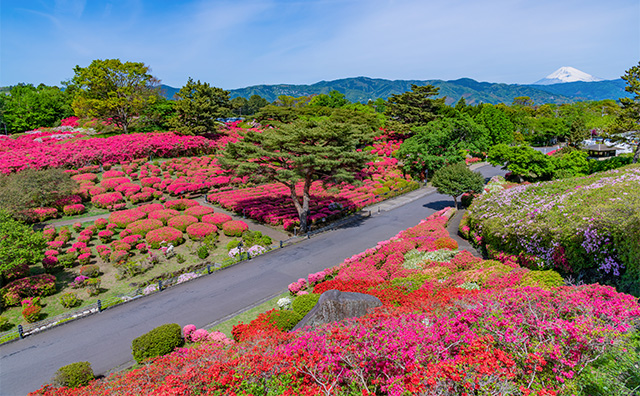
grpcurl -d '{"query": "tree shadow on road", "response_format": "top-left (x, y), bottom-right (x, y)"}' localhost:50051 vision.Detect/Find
top-left (422, 200), bottom-right (453, 211)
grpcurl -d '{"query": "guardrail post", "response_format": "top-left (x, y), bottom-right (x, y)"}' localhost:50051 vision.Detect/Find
top-left (280, 240), bottom-right (283, 248)
top-left (306, 232), bottom-right (310, 239)
top-left (18, 325), bottom-right (24, 339)
top-left (247, 251), bottom-right (251, 260)
top-left (207, 264), bottom-right (211, 274)
top-left (97, 300), bottom-right (102, 312)
top-left (158, 280), bottom-right (163, 291)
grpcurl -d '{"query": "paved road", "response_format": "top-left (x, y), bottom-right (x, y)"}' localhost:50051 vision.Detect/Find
top-left (0, 165), bottom-right (506, 396)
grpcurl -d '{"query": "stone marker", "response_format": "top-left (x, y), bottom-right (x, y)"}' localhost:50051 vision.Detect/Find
top-left (292, 289), bottom-right (382, 331)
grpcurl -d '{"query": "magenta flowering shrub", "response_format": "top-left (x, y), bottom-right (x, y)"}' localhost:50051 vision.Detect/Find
top-left (47, 240), bottom-right (65, 250)
top-left (71, 173), bottom-right (98, 183)
top-left (63, 204), bottom-right (86, 216)
top-left (109, 250), bottom-right (129, 263)
top-left (136, 243), bottom-right (148, 253)
top-left (288, 278), bottom-right (308, 294)
top-left (111, 241), bottom-right (132, 252)
top-left (129, 191), bottom-right (154, 204)
top-left (89, 186), bottom-right (106, 196)
top-left (186, 223), bottom-right (218, 241)
top-left (102, 170), bottom-right (125, 179)
top-left (140, 177), bottom-right (162, 188)
top-left (22, 207), bottom-right (58, 223)
top-left (96, 245), bottom-right (111, 261)
top-left (167, 215), bottom-right (198, 232)
top-left (0, 274), bottom-right (56, 306)
top-left (115, 182), bottom-right (142, 197)
top-left (43, 228), bottom-right (57, 241)
top-left (97, 230), bottom-right (114, 243)
top-left (201, 213), bottom-right (232, 227)
top-left (100, 177), bottom-right (132, 191)
top-left (122, 234), bottom-right (142, 245)
top-left (108, 209), bottom-right (146, 228)
top-left (184, 205), bottom-right (215, 220)
top-left (222, 220), bottom-right (248, 237)
top-left (146, 226), bottom-right (184, 249)
top-left (128, 219), bottom-right (164, 236)
top-left (148, 209), bottom-right (180, 225)
top-left (42, 256), bottom-right (58, 272)
top-left (77, 253), bottom-right (91, 266)
top-left (138, 203), bottom-right (164, 214)
top-left (165, 199), bottom-right (199, 211)
top-left (91, 192), bottom-right (124, 209)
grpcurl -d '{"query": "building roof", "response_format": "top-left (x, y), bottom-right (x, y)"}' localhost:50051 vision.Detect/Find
top-left (586, 144), bottom-right (620, 152)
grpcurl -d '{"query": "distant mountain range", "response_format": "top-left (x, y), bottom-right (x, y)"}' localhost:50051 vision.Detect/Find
top-left (534, 66), bottom-right (603, 85)
top-left (159, 76), bottom-right (630, 106)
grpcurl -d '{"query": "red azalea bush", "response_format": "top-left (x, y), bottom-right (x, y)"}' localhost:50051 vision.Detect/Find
top-left (108, 209), bottom-right (147, 228)
top-left (0, 274), bottom-right (57, 306)
top-left (128, 219), bottom-right (164, 236)
top-left (22, 207), bottom-right (58, 223)
top-left (167, 215), bottom-right (198, 232)
top-left (222, 220), bottom-right (248, 237)
top-left (115, 182), bottom-right (142, 196)
top-left (148, 209), bottom-right (180, 225)
top-left (63, 204), bottom-right (86, 216)
top-left (102, 170), bottom-right (125, 179)
top-left (129, 191), bottom-right (154, 204)
top-left (97, 230), bottom-right (114, 243)
top-left (140, 177), bottom-right (162, 188)
top-left (183, 205), bottom-right (215, 220)
top-left (91, 192), bottom-right (124, 209)
top-left (138, 203), bottom-right (165, 214)
top-left (186, 223), bottom-right (218, 241)
top-left (165, 199), bottom-right (199, 211)
top-left (100, 177), bottom-right (132, 191)
top-left (201, 213), bottom-right (232, 227)
top-left (146, 227), bottom-right (184, 249)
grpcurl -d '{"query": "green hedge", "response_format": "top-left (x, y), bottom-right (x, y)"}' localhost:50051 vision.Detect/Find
top-left (292, 293), bottom-right (320, 318)
top-left (131, 323), bottom-right (184, 363)
top-left (53, 361), bottom-right (95, 388)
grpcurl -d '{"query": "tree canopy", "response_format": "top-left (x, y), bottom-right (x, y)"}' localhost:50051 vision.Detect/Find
top-left (396, 115), bottom-right (490, 179)
top-left (220, 118), bottom-right (373, 232)
top-left (609, 61), bottom-right (640, 163)
top-left (169, 78), bottom-right (232, 135)
top-left (0, 84), bottom-right (73, 134)
top-left (431, 163), bottom-right (485, 209)
top-left (487, 144), bottom-right (555, 182)
top-left (65, 59), bottom-right (160, 133)
top-left (385, 84), bottom-right (445, 126)
top-left (0, 210), bottom-right (46, 282)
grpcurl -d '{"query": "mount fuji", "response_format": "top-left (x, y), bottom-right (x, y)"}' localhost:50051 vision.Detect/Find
top-left (534, 66), bottom-right (603, 85)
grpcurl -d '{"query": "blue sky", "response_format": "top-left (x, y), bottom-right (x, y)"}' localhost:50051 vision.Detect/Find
top-left (1, 0), bottom-right (638, 89)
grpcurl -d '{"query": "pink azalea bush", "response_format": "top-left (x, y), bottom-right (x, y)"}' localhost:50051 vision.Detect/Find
top-left (201, 213), bottom-right (232, 227)
top-left (183, 205), bottom-right (215, 220)
top-left (222, 220), bottom-right (248, 237)
top-left (145, 227), bottom-right (184, 249)
top-left (167, 215), bottom-right (198, 232)
top-left (186, 223), bottom-right (218, 241)
top-left (63, 204), bottom-right (86, 216)
top-left (127, 219), bottom-right (164, 236)
top-left (91, 192), bottom-right (124, 209)
top-left (108, 209), bottom-right (147, 228)
top-left (148, 209), bottom-right (180, 225)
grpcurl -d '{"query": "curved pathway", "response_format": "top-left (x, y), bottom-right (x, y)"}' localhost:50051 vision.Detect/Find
top-left (0, 164), bottom-right (505, 396)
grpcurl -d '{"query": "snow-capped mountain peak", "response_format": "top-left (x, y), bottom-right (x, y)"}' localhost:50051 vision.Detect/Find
top-left (534, 67), bottom-right (603, 85)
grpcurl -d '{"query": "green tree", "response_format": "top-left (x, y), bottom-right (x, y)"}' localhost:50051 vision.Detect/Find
top-left (474, 104), bottom-right (515, 145)
top-left (230, 96), bottom-right (249, 117)
top-left (396, 115), bottom-right (490, 179)
top-left (247, 94), bottom-right (269, 115)
top-left (65, 59), bottom-right (160, 133)
top-left (309, 90), bottom-right (349, 108)
top-left (385, 84), bottom-right (445, 126)
top-left (220, 118), bottom-right (373, 232)
top-left (0, 84), bottom-right (73, 133)
top-left (551, 149), bottom-right (590, 178)
top-left (487, 144), bottom-right (555, 182)
top-left (609, 61), bottom-right (640, 163)
top-left (0, 168), bottom-right (78, 221)
top-left (0, 210), bottom-right (46, 282)
top-left (431, 163), bottom-right (485, 209)
top-left (170, 78), bottom-right (232, 135)
top-left (137, 95), bottom-right (175, 132)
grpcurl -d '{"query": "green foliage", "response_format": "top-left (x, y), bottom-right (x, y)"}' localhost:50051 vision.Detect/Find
top-left (170, 78), bottom-right (232, 135)
top-left (457, 282), bottom-right (481, 290)
top-left (242, 230), bottom-right (272, 248)
top-left (66, 59), bottom-right (160, 133)
top-left (220, 118), bottom-right (374, 232)
top-left (53, 361), bottom-right (95, 388)
top-left (59, 292), bottom-right (81, 308)
top-left (431, 163), bottom-right (485, 209)
top-left (397, 115), bottom-right (489, 178)
top-left (176, 254), bottom-right (186, 264)
top-left (226, 239), bottom-right (241, 251)
top-left (551, 149), bottom-right (590, 179)
top-left (385, 84), bottom-right (445, 125)
top-left (57, 253), bottom-right (77, 269)
top-left (247, 94), bottom-right (269, 115)
top-left (267, 310), bottom-right (302, 332)
top-left (421, 249), bottom-right (459, 263)
top-left (0, 168), bottom-right (78, 221)
top-left (607, 61), bottom-right (640, 163)
top-left (520, 270), bottom-right (565, 290)
top-left (0, 316), bottom-right (11, 330)
top-left (0, 210), bottom-right (46, 280)
top-left (487, 144), bottom-right (555, 182)
top-left (197, 245), bottom-right (209, 259)
top-left (474, 104), bottom-right (515, 145)
top-left (308, 90), bottom-right (349, 108)
top-left (291, 293), bottom-right (320, 318)
top-left (131, 323), bottom-right (184, 363)
top-left (575, 330), bottom-right (640, 395)
top-left (589, 154), bottom-right (633, 173)
top-left (0, 83), bottom-right (73, 133)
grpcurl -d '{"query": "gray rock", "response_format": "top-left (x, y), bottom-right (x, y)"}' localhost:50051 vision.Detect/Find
top-left (292, 289), bottom-right (382, 331)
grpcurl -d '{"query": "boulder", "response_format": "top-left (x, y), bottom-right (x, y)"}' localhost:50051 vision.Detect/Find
top-left (292, 289), bottom-right (382, 331)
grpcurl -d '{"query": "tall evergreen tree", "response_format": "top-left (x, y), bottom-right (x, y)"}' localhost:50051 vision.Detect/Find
top-left (170, 78), bottom-right (232, 135)
top-left (385, 84), bottom-right (444, 126)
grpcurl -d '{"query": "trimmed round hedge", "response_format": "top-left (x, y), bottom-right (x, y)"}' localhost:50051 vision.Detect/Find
top-left (53, 361), bottom-right (95, 388)
top-left (131, 323), bottom-right (184, 363)
top-left (292, 293), bottom-right (320, 318)
top-left (138, 203), bottom-right (165, 214)
top-left (108, 209), bottom-right (147, 228)
top-left (202, 213), bottom-right (232, 227)
top-left (148, 209), bottom-right (180, 225)
top-left (186, 223), bottom-right (218, 241)
top-left (165, 199), bottom-right (199, 211)
top-left (184, 205), bottom-right (215, 220)
top-left (128, 219), bottom-right (164, 236)
top-left (146, 226), bottom-right (184, 249)
top-left (222, 220), bottom-right (249, 237)
top-left (168, 215), bottom-right (199, 232)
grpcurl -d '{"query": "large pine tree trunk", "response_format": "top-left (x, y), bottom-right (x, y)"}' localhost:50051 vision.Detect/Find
top-left (634, 142), bottom-right (639, 164)
top-left (285, 176), bottom-right (312, 233)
